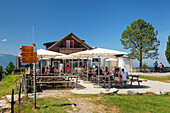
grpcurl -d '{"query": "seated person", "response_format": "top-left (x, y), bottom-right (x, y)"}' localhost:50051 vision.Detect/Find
top-left (104, 66), bottom-right (109, 76)
top-left (120, 69), bottom-right (128, 87)
top-left (76, 66), bottom-right (82, 74)
top-left (50, 67), bottom-right (54, 73)
top-left (94, 66), bottom-right (104, 76)
top-left (114, 68), bottom-right (123, 87)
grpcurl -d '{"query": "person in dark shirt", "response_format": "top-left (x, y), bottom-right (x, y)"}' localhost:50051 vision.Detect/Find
top-left (153, 61), bottom-right (158, 72)
top-left (94, 66), bottom-right (103, 76)
top-left (104, 67), bottom-right (109, 76)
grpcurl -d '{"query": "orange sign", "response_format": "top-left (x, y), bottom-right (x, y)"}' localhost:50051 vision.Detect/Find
top-left (20, 46), bottom-right (37, 63)
top-left (21, 46), bottom-right (33, 53)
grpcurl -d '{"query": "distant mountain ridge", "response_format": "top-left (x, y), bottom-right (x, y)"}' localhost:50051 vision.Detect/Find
top-left (0, 53), bottom-right (16, 68)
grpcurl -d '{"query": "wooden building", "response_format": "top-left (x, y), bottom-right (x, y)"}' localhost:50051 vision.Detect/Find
top-left (43, 32), bottom-right (92, 55)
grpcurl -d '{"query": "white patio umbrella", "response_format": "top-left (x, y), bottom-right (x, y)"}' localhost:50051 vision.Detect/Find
top-left (106, 58), bottom-right (117, 61)
top-left (37, 49), bottom-right (65, 78)
top-left (70, 48), bottom-right (128, 85)
top-left (37, 49), bottom-right (65, 58)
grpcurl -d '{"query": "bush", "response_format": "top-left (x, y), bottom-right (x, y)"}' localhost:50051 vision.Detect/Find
top-left (142, 62), bottom-right (148, 68)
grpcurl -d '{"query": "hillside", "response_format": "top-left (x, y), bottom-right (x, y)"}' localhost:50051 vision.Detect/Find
top-left (0, 53), bottom-right (16, 68)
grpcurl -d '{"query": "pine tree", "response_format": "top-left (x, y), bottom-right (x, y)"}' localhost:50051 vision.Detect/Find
top-left (165, 35), bottom-right (170, 64)
top-left (4, 61), bottom-right (15, 75)
top-left (121, 19), bottom-right (160, 67)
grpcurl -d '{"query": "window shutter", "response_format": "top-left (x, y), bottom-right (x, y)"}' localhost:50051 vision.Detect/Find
top-left (63, 41), bottom-right (66, 47)
top-left (70, 40), bottom-right (73, 48)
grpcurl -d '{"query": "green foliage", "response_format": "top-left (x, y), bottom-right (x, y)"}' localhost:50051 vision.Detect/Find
top-left (4, 61), bottom-right (15, 75)
top-left (142, 62), bottom-right (148, 68)
top-left (165, 35), bottom-right (170, 64)
top-left (121, 19), bottom-right (160, 67)
top-left (0, 66), bottom-right (3, 81)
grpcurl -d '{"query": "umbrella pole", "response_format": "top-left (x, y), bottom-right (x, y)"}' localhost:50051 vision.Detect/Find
top-left (41, 58), bottom-right (42, 80)
top-left (87, 57), bottom-right (89, 81)
top-left (65, 59), bottom-right (66, 74)
top-left (78, 59), bottom-right (79, 67)
top-left (72, 59), bottom-right (73, 74)
top-left (98, 56), bottom-right (100, 86)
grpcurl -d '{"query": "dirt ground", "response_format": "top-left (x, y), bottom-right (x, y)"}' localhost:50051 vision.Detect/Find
top-left (33, 90), bottom-right (119, 113)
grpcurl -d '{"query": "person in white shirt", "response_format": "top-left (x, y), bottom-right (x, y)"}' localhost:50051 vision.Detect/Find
top-left (36, 67), bottom-right (39, 74)
top-left (59, 62), bottom-right (64, 73)
top-left (77, 66), bottom-right (82, 74)
top-left (120, 69), bottom-right (128, 87)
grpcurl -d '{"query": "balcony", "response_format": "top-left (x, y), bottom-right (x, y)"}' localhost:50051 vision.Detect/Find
top-left (58, 48), bottom-right (85, 55)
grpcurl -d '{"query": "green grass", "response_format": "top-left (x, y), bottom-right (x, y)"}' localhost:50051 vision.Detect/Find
top-left (15, 97), bottom-right (73, 113)
top-left (0, 74), bottom-right (22, 98)
top-left (140, 75), bottom-right (170, 83)
top-left (72, 94), bottom-right (170, 113)
top-left (96, 94), bottom-right (170, 113)
top-left (14, 93), bottom-right (170, 113)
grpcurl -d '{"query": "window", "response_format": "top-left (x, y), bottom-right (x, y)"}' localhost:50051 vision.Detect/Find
top-left (66, 40), bottom-right (70, 48)
top-left (64, 40), bottom-right (74, 48)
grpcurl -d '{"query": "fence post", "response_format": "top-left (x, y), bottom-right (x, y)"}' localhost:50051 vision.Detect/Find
top-left (18, 83), bottom-right (21, 107)
top-left (11, 89), bottom-right (14, 113)
top-left (23, 74), bottom-right (27, 98)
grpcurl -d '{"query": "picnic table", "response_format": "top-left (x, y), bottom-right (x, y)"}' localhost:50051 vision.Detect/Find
top-left (36, 75), bottom-right (78, 88)
top-left (91, 75), bottom-right (113, 88)
top-left (128, 75), bottom-right (143, 86)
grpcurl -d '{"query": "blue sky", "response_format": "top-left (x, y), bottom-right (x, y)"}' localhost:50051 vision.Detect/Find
top-left (0, 0), bottom-right (170, 67)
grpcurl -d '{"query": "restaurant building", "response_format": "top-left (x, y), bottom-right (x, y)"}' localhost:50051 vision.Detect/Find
top-left (41, 32), bottom-right (133, 72)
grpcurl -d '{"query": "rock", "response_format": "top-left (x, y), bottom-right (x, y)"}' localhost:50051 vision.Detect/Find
top-left (127, 90), bottom-right (142, 95)
top-left (154, 91), bottom-right (168, 95)
top-left (100, 88), bottom-right (119, 94)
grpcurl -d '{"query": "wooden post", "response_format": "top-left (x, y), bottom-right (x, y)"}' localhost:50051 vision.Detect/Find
top-left (23, 74), bottom-right (27, 98)
top-left (11, 89), bottom-right (14, 113)
top-left (18, 83), bottom-right (21, 107)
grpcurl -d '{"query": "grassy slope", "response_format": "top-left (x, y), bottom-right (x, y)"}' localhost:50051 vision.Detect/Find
top-left (140, 75), bottom-right (170, 83)
top-left (0, 74), bottom-right (22, 98)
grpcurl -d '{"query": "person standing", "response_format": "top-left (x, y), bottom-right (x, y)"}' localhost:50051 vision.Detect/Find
top-left (153, 61), bottom-right (158, 72)
top-left (66, 62), bottom-right (69, 73)
top-left (59, 62), bottom-right (64, 73)
top-left (114, 68), bottom-right (122, 87)
top-left (120, 69), bottom-right (128, 87)
top-left (160, 62), bottom-right (163, 73)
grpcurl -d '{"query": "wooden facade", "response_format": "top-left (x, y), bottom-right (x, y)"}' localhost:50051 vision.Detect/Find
top-left (43, 33), bottom-right (92, 55)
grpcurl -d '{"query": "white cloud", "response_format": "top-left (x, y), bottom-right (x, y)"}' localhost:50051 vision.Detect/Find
top-left (2, 39), bottom-right (7, 42)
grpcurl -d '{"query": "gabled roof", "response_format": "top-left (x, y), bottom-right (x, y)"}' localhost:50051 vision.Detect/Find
top-left (43, 41), bottom-right (57, 46)
top-left (48, 32), bottom-right (92, 50)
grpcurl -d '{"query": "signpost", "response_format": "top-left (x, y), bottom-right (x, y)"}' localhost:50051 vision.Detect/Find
top-left (20, 44), bottom-right (37, 109)
top-left (20, 46), bottom-right (37, 63)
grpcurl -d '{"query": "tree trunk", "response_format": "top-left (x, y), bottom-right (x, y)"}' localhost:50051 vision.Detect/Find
top-left (140, 57), bottom-right (142, 68)
top-left (139, 37), bottom-right (143, 68)
top-left (139, 49), bottom-right (143, 68)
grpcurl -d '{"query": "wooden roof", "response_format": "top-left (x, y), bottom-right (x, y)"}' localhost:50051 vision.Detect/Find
top-left (47, 32), bottom-right (92, 50)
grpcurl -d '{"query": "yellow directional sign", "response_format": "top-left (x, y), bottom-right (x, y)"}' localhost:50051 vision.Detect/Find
top-left (20, 46), bottom-right (37, 63)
